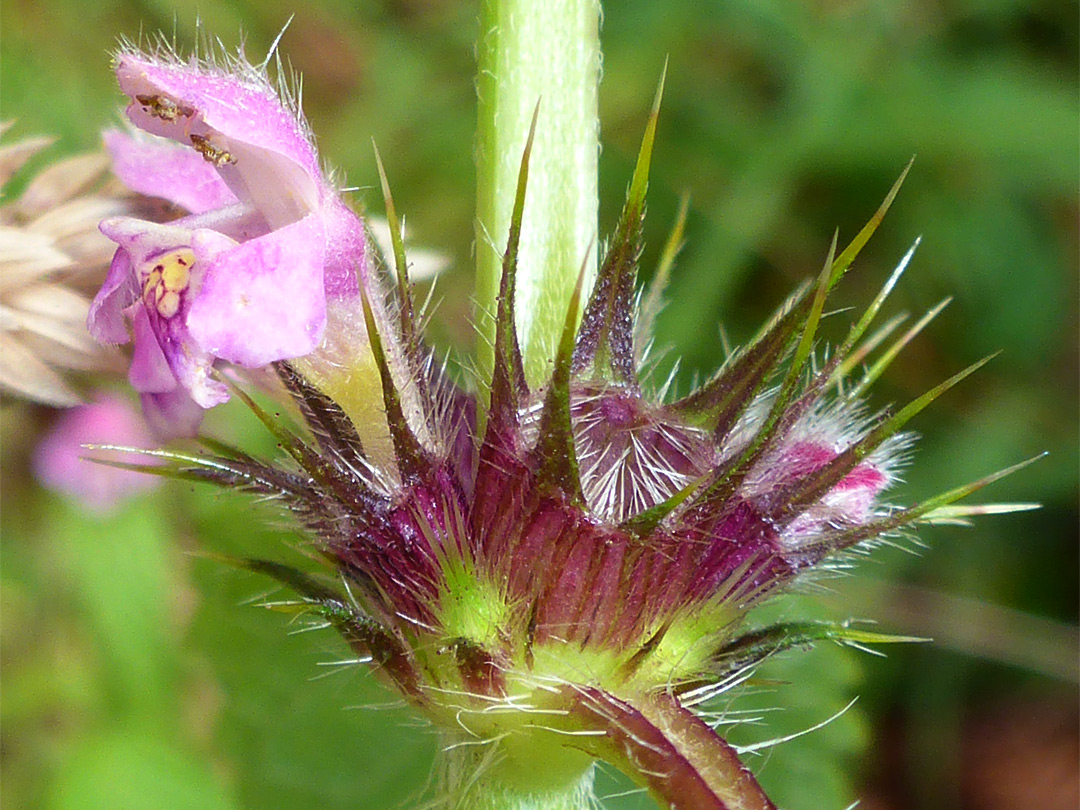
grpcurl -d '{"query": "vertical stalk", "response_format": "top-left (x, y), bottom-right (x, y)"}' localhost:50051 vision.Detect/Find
top-left (475, 0), bottom-right (601, 402)
top-left (440, 741), bottom-right (597, 810)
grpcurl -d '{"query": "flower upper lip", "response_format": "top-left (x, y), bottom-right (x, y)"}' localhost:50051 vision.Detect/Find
top-left (116, 53), bottom-right (322, 225)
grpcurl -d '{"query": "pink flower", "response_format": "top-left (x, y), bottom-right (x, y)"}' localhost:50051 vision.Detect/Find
top-left (88, 51), bottom-right (368, 430)
top-left (33, 394), bottom-right (160, 512)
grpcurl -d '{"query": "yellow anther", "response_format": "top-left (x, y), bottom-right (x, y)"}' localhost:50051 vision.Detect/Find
top-left (135, 94), bottom-right (195, 123)
top-left (190, 134), bottom-right (236, 167)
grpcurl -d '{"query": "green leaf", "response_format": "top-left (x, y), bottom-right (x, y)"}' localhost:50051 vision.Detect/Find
top-left (51, 497), bottom-right (178, 719)
top-left (44, 729), bottom-right (237, 810)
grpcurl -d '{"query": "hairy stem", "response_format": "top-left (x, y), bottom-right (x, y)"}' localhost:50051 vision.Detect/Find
top-left (475, 0), bottom-right (600, 401)
top-left (438, 741), bottom-right (596, 810)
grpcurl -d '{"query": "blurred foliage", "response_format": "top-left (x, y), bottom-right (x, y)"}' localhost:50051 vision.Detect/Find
top-left (2, 1), bottom-right (1076, 809)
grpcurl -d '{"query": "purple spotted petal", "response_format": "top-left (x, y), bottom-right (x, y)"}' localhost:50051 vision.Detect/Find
top-left (99, 216), bottom-right (229, 408)
top-left (104, 128), bottom-right (237, 214)
top-left (186, 213), bottom-right (326, 367)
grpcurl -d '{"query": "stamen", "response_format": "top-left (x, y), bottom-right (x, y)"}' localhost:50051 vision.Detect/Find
top-left (134, 93), bottom-right (195, 122)
top-left (190, 133), bottom-right (236, 166)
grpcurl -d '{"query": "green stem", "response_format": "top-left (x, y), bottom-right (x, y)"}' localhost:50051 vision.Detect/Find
top-left (438, 741), bottom-right (597, 810)
top-left (475, 0), bottom-right (601, 401)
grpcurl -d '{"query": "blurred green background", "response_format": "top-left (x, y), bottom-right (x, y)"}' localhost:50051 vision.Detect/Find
top-left (2, 1), bottom-right (1076, 809)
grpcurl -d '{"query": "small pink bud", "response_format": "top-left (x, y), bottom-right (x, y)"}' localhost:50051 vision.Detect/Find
top-left (33, 394), bottom-right (159, 512)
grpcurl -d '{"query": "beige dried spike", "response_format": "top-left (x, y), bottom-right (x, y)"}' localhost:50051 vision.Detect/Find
top-left (0, 124), bottom-right (139, 406)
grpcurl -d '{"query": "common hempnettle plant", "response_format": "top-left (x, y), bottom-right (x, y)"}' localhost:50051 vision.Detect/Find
top-left (77, 3), bottom-right (1038, 809)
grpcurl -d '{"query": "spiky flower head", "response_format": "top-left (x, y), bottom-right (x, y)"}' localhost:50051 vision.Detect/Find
top-left (93, 42), bottom-right (1037, 810)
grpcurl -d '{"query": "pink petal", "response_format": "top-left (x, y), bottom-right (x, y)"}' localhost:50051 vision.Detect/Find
top-left (127, 306), bottom-right (177, 393)
top-left (100, 216), bottom-right (194, 262)
top-left (322, 198), bottom-right (369, 299)
top-left (104, 128), bottom-right (238, 213)
top-left (166, 333), bottom-right (228, 409)
top-left (140, 389), bottom-right (205, 439)
top-left (33, 394), bottom-right (160, 513)
top-left (186, 214), bottom-right (326, 367)
top-left (87, 249), bottom-right (135, 344)
top-left (128, 304), bottom-right (227, 409)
